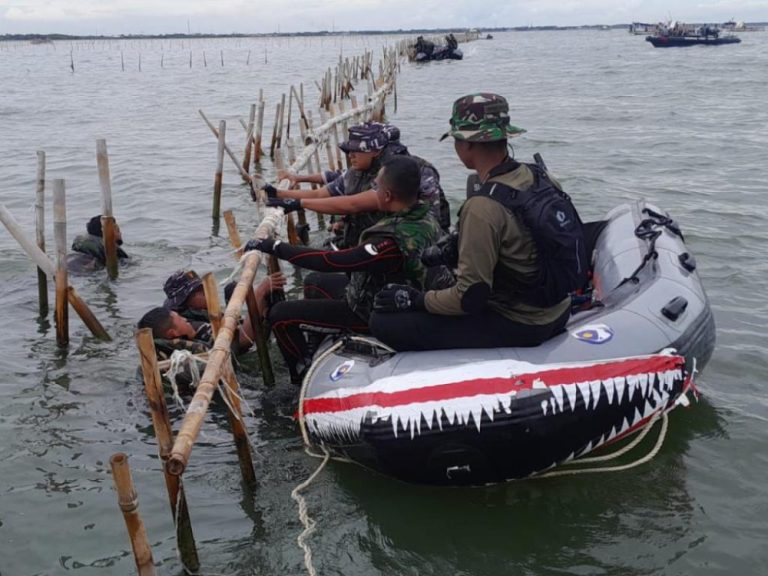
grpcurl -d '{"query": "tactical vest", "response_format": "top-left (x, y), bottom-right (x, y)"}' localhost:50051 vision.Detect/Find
top-left (346, 202), bottom-right (441, 320)
top-left (71, 234), bottom-right (129, 264)
top-left (468, 160), bottom-right (586, 309)
top-left (341, 157), bottom-right (386, 249)
top-left (407, 154), bottom-right (451, 231)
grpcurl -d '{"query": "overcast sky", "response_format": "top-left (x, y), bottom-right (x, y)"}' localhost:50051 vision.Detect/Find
top-left (1, 0), bottom-right (767, 35)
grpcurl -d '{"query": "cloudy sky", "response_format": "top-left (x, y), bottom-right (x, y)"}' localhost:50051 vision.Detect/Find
top-left (1, 0), bottom-right (766, 35)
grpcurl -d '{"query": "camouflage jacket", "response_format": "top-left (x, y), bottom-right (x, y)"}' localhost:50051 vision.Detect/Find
top-left (346, 202), bottom-right (441, 319)
top-left (68, 234), bottom-right (129, 272)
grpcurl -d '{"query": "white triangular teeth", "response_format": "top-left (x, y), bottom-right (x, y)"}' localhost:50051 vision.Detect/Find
top-left (563, 383), bottom-right (577, 411)
top-left (634, 406), bottom-right (643, 425)
top-left (604, 377), bottom-right (615, 405)
top-left (627, 374), bottom-right (638, 401)
top-left (590, 380), bottom-right (602, 409)
top-left (552, 385), bottom-right (564, 413)
top-left (541, 399), bottom-right (549, 416)
top-left (614, 376), bottom-right (626, 404)
top-left (471, 407), bottom-right (483, 432)
top-left (577, 381), bottom-right (591, 407)
top-left (639, 373), bottom-right (649, 398)
top-left (643, 400), bottom-right (655, 418)
top-left (549, 398), bottom-right (557, 415)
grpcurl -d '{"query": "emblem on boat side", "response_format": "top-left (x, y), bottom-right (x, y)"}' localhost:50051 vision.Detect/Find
top-left (330, 359), bottom-right (355, 381)
top-left (572, 324), bottom-right (614, 344)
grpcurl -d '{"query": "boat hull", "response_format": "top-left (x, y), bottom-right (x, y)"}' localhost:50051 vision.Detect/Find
top-left (646, 35), bottom-right (741, 47)
top-left (298, 200), bottom-right (716, 485)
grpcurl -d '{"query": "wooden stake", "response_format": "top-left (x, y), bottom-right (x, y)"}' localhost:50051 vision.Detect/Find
top-left (135, 329), bottom-right (200, 572)
top-left (269, 102), bottom-right (280, 159)
top-left (276, 92), bottom-right (286, 150)
top-left (53, 179), bottom-right (68, 347)
top-left (201, 273), bottom-right (257, 485)
top-left (222, 210), bottom-right (276, 385)
top-left (275, 150), bottom-right (300, 245)
top-left (286, 87), bottom-right (293, 139)
top-left (304, 111), bottom-right (326, 230)
top-left (110, 453), bottom-right (157, 576)
top-left (213, 120), bottom-right (226, 222)
top-left (35, 151), bottom-right (48, 317)
top-left (198, 110), bottom-right (255, 189)
top-left (242, 103), bottom-right (256, 177)
top-left (254, 98), bottom-right (265, 163)
top-left (329, 103), bottom-right (346, 170)
top-left (0, 205), bottom-right (111, 340)
top-left (96, 139), bottom-right (119, 279)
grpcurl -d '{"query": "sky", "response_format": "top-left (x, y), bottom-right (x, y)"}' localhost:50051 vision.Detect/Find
top-left (1, 0), bottom-right (767, 35)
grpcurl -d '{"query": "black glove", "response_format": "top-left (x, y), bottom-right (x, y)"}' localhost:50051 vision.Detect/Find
top-left (267, 197), bottom-right (301, 214)
top-left (243, 237), bottom-right (280, 255)
top-left (373, 284), bottom-right (425, 313)
top-left (262, 183), bottom-right (278, 198)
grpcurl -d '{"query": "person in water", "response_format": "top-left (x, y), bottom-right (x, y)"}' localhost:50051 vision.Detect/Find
top-left (163, 269), bottom-right (285, 319)
top-left (243, 156), bottom-right (441, 383)
top-left (370, 93), bottom-right (586, 351)
top-left (67, 215), bottom-right (129, 272)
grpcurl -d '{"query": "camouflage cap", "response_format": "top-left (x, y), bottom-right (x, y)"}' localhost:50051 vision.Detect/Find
top-left (440, 93), bottom-right (526, 142)
top-left (339, 122), bottom-right (388, 153)
top-left (163, 269), bottom-right (203, 310)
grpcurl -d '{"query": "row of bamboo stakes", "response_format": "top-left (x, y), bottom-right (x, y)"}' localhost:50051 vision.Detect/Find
top-left (0, 139), bottom-right (127, 346)
top-left (108, 41), bottom-right (405, 573)
top-left (112, 34), bottom-right (476, 573)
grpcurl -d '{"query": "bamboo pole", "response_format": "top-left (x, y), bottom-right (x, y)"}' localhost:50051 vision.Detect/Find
top-left (110, 453), bottom-right (157, 576)
top-left (0, 205), bottom-right (111, 340)
top-left (198, 110), bottom-right (256, 192)
top-left (167, 209), bottom-right (283, 476)
top-left (223, 210), bottom-right (243, 259)
top-left (286, 139), bottom-right (308, 229)
top-left (275, 150), bottom-right (300, 246)
top-left (53, 179), bottom-right (68, 347)
top-left (213, 120), bottom-right (226, 222)
top-left (254, 98), bottom-right (265, 163)
top-left (97, 139), bottom-right (119, 279)
top-left (329, 103), bottom-right (346, 170)
top-left (201, 273), bottom-right (256, 486)
top-left (318, 109), bottom-right (337, 173)
top-left (221, 210), bottom-right (275, 385)
top-left (35, 151), bottom-right (48, 317)
top-left (135, 329), bottom-right (200, 572)
top-left (276, 92), bottom-right (287, 150)
top-left (286, 87), bottom-right (293, 139)
top-left (269, 102), bottom-right (280, 159)
top-left (242, 103), bottom-right (256, 177)
top-left (304, 111), bottom-right (326, 230)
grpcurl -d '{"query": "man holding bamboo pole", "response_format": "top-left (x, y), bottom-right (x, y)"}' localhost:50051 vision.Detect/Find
top-left (263, 122), bottom-right (450, 248)
top-left (243, 156), bottom-right (441, 384)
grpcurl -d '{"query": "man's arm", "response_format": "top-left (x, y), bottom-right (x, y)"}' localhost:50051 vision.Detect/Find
top-left (298, 189), bottom-right (379, 216)
top-left (247, 237), bottom-right (404, 274)
top-left (424, 197), bottom-right (503, 315)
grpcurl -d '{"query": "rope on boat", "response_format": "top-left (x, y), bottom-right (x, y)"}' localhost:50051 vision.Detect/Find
top-left (164, 349), bottom-right (205, 410)
top-left (535, 409), bottom-right (669, 479)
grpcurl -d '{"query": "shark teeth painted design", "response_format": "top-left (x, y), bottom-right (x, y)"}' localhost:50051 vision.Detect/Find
top-left (303, 354), bottom-right (688, 443)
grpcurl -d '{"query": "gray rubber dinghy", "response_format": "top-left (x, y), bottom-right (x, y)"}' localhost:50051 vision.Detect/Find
top-left (297, 200), bottom-right (716, 485)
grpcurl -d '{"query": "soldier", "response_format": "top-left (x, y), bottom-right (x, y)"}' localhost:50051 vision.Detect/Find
top-left (370, 93), bottom-right (586, 351)
top-left (67, 215), bottom-right (129, 273)
top-left (265, 121), bottom-right (449, 248)
top-left (244, 156), bottom-right (441, 383)
top-left (163, 269), bottom-right (286, 322)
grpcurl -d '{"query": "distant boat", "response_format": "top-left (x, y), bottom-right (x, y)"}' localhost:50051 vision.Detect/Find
top-left (722, 19), bottom-right (764, 32)
top-left (629, 22), bottom-right (658, 35)
top-left (485, 33), bottom-right (494, 40)
top-left (646, 33), bottom-right (741, 47)
top-left (646, 23), bottom-right (741, 47)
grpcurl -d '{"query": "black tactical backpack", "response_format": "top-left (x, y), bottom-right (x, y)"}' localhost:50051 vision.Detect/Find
top-left (471, 159), bottom-right (587, 308)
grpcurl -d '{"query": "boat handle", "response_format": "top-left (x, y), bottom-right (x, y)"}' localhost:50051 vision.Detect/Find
top-left (678, 252), bottom-right (697, 272)
top-left (662, 296), bottom-right (688, 321)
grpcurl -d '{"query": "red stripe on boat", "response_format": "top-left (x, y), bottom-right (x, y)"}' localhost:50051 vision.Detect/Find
top-left (302, 355), bottom-right (684, 415)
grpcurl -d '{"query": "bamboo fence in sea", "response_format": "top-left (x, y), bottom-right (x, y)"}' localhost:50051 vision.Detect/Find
top-left (122, 32), bottom-right (478, 573)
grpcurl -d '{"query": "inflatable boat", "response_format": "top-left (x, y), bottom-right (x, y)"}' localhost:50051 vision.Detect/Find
top-left (297, 200), bottom-right (716, 485)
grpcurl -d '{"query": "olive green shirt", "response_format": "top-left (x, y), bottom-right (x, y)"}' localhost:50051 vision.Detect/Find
top-left (425, 164), bottom-right (571, 324)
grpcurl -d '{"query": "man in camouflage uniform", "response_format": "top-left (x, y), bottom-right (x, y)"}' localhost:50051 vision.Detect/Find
top-left (266, 121), bottom-right (449, 243)
top-left (371, 93), bottom-right (584, 351)
top-left (244, 156), bottom-right (442, 383)
top-left (67, 215), bottom-right (129, 273)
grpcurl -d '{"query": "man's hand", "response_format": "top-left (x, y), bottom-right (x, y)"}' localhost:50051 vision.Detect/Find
top-left (262, 183), bottom-right (278, 198)
top-left (243, 237), bottom-right (280, 255)
top-left (373, 284), bottom-right (425, 313)
top-left (277, 169), bottom-right (299, 187)
top-left (267, 197), bottom-right (301, 214)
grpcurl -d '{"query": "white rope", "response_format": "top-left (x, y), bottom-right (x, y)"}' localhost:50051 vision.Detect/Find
top-left (290, 444), bottom-right (331, 576)
top-left (535, 410), bottom-right (669, 479)
top-left (163, 349), bottom-right (205, 410)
